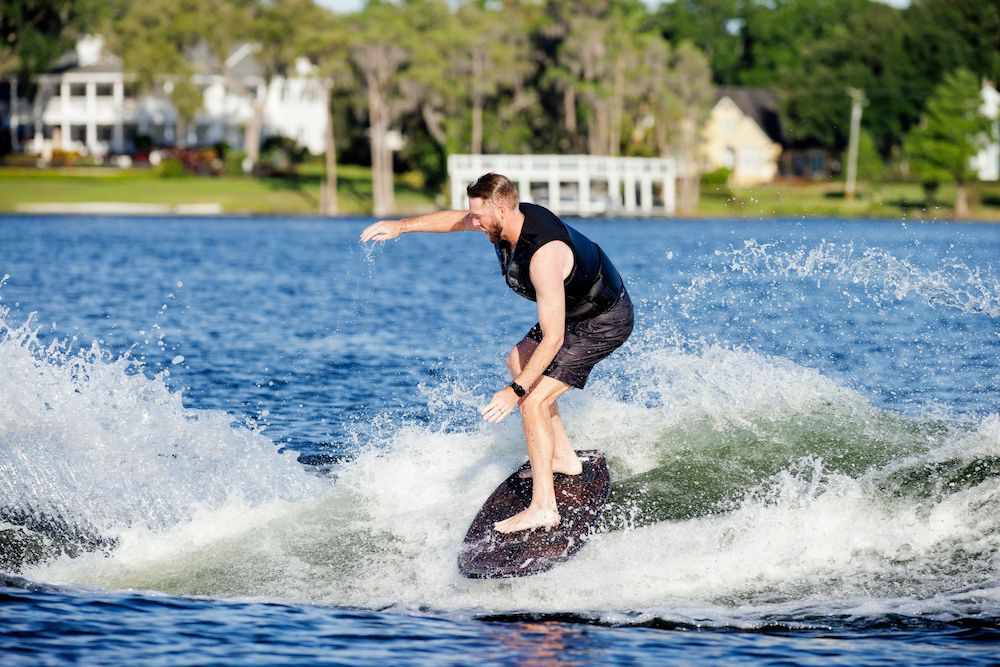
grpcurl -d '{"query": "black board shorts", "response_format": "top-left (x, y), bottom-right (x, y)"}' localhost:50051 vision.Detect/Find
top-left (523, 290), bottom-right (634, 389)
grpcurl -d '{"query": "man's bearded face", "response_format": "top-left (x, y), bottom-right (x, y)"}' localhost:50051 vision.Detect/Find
top-left (469, 198), bottom-right (504, 244)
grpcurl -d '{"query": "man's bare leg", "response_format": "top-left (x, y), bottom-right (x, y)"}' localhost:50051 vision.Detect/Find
top-left (508, 340), bottom-right (582, 475)
top-left (546, 403), bottom-right (583, 475)
top-left (495, 376), bottom-right (573, 533)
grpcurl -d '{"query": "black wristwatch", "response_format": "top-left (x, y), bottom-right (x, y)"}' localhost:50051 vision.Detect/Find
top-left (509, 381), bottom-right (527, 397)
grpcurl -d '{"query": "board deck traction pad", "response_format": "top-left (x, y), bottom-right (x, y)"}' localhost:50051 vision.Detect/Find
top-left (458, 450), bottom-right (611, 579)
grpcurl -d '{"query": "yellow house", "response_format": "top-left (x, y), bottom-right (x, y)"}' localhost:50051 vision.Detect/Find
top-left (701, 87), bottom-right (783, 186)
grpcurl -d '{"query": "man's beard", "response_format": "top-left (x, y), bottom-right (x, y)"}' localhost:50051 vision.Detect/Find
top-left (485, 215), bottom-right (503, 244)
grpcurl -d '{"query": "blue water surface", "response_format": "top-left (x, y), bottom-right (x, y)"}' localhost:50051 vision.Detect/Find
top-left (1, 214), bottom-right (998, 664)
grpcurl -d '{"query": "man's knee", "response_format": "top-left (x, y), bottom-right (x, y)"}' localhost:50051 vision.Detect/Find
top-left (521, 391), bottom-right (551, 417)
top-left (522, 381), bottom-right (566, 415)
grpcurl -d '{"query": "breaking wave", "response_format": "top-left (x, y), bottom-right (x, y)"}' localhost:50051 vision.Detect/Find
top-left (3, 303), bottom-right (998, 627)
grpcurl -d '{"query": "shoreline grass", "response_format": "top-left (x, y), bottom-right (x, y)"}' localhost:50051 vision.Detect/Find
top-left (1, 164), bottom-right (999, 221)
top-left (697, 180), bottom-right (1000, 222)
top-left (0, 164), bottom-right (440, 217)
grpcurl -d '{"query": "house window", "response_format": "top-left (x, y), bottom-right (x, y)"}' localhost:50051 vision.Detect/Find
top-left (70, 125), bottom-right (87, 142)
top-left (196, 123), bottom-right (214, 145)
top-left (810, 152), bottom-right (825, 174)
top-left (123, 84), bottom-right (135, 99)
top-left (69, 83), bottom-right (87, 97)
top-left (96, 84), bottom-right (113, 97)
top-left (42, 125), bottom-right (54, 139)
top-left (723, 147), bottom-right (736, 170)
top-left (97, 125), bottom-right (113, 141)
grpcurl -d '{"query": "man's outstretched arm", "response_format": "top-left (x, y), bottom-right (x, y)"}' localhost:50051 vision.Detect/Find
top-left (359, 210), bottom-right (473, 242)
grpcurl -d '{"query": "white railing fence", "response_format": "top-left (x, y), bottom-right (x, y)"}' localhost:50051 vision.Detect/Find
top-left (448, 154), bottom-right (679, 217)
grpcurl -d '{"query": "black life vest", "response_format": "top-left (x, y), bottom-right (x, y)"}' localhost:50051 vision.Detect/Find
top-left (494, 203), bottom-right (625, 322)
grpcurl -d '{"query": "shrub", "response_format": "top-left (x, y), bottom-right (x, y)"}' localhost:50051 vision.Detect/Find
top-left (157, 157), bottom-right (186, 178)
top-left (157, 147), bottom-right (222, 176)
top-left (214, 141), bottom-right (230, 162)
top-left (1, 153), bottom-right (43, 167)
top-left (133, 135), bottom-right (154, 153)
top-left (50, 150), bottom-right (81, 167)
top-left (400, 170), bottom-right (426, 190)
top-left (224, 150), bottom-right (248, 176)
top-left (256, 135), bottom-right (307, 176)
top-left (701, 166), bottom-right (732, 186)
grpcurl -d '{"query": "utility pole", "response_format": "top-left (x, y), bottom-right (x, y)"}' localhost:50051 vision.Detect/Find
top-left (845, 88), bottom-right (866, 202)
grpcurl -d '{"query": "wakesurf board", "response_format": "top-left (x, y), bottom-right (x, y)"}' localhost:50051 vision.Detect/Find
top-left (457, 450), bottom-right (611, 578)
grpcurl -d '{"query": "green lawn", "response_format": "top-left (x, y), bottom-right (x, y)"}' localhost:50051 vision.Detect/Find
top-left (2, 164), bottom-right (998, 221)
top-left (0, 164), bottom-right (438, 216)
top-left (698, 180), bottom-right (1000, 221)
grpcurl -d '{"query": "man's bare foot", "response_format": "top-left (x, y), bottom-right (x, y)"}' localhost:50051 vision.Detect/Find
top-left (554, 455), bottom-right (583, 475)
top-left (518, 455), bottom-right (583, 479)
top-left (494, 507), bottom-right (560, 533)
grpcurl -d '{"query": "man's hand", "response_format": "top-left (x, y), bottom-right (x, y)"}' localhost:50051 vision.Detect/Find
top-left (360, 219), bottom-right (405, 242)
top-left (481, 386), bottom-right (520, 423)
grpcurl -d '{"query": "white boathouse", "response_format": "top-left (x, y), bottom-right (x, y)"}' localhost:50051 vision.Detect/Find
top-left (448, 154), bottom-right (678, 217)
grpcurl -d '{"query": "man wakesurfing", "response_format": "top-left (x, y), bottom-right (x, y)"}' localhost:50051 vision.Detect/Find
top-left (360, 173), bottom-right (633, 533)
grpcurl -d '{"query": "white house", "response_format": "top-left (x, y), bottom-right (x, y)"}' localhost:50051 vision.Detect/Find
top-left (4, 36), bottom-right (328, 159)
top-left (972, 80), bottom-right (999, 181)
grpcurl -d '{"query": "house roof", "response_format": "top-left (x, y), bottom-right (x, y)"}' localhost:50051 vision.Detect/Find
top-left (49, 40), bottom-right (123, 74)
top-left (716, 86), bottom-right (783, 145)
top-left (184, 41), bottom-right (264, 79)
top-left (47, 37), bottom-right (265, 80)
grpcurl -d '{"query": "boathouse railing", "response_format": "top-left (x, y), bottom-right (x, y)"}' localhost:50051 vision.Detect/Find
top-left (447, 154), bottom-right (678, 217)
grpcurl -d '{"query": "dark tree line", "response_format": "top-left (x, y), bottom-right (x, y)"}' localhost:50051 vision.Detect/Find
top-left (657, 0), bottom-right (999, 155)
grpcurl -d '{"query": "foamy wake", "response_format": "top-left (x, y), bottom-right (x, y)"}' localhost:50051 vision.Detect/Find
top-left (0, 305), bottom-right (322, 568)
top-left (4, 303), bottom-right (996, 625)
top-left (677, 239), bottom-right (1000, 318)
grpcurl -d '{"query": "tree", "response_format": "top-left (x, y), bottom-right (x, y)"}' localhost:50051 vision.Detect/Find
top-left (114, 0), bottom-right (314, 165)
top-left (903, 0), bottom-right (1000, 114)
top-left (110, 0), bottom-right (211, 138)
top-left (651, 0), bottom-right (744, 84)
top-left (855, 129), bottom-right (886, 196)
top-left (904, 69), bottom-right (991, 218)
top-left (653, 1), bottom-right (927, 157)
top-left (348, 0), bottom-right (430, 216)
top-left (601, 2), bottom-right (652, 156)
top-left (645, 40), bottom-right (714, 214)
top-left (777, 1), bottom-right (911, 154)
top-left (736, 0), bottom-right (873, 87)
top-left (299, 6), bottom-right (352, 216)
top-left (244, 0), bottom-right (323, 166)
top-left (387, 0), bottom-right (540, 190)
top-left (549, 0), bottom-right (652, 156)
top-left (0, 0), bottom-right (105, 81)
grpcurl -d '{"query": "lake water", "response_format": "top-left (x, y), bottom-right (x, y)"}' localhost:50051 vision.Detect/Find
top-left (1, 214), bottom-right (998, 664)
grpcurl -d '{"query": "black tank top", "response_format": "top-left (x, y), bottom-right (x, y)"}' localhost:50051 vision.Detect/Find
top-left (494, 203), bottom-right (625, 322)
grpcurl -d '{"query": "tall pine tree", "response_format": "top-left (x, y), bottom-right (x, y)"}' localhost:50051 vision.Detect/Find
top-left (904, 69), bottom-right (991, 218)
